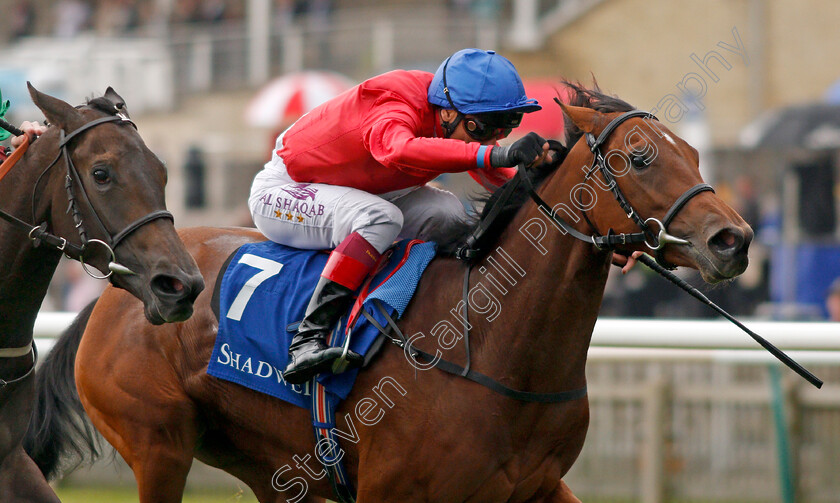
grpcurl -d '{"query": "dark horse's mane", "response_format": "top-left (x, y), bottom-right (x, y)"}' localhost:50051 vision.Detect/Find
top-left (85, 97), bottom-right (116, 113)
top-left (432, 81), bottom-right (635, 258)
top-left (83, 95), bottom-right (126, 116)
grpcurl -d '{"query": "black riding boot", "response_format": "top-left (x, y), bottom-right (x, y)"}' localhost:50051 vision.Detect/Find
top-left (282, 277), bottom-right (363, 384)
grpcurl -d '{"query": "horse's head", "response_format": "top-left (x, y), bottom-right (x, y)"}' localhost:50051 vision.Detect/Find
top-left (27, 84), bottom-right (204, 323)
top-left (558, 97), bottom-right (752, 283)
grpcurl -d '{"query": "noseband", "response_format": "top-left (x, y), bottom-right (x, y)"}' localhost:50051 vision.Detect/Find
top-left (0, 111), bottom-right (174, 279)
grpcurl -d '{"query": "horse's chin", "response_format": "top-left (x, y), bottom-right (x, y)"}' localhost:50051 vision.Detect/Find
top-left (687, 246), bottom-right (749, 284)
top-left (144, 299), bottom-right (195, 325)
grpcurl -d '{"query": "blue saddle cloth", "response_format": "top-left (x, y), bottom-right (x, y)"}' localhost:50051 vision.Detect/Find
top-left (207, 239), bottom-right (436, 409)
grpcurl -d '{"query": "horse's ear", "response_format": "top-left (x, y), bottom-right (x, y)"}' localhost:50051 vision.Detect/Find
top-left (558, 103), bottom-right (604, 135)
top-left (27, 82), bottom-right (84, 131)
top-left (104, 87), bottom-right (130, 118)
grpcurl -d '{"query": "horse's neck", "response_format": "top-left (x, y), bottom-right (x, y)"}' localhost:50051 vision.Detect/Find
top-left (0, 148), bottom-right (62, 346)
top-left (472, 168), bottom-right (611, 393)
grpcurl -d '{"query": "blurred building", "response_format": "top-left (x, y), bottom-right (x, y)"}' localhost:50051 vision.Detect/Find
top-left (5, 3), bottom-right (840, 501)
top-left (1, 0), bottom-right (839, 317)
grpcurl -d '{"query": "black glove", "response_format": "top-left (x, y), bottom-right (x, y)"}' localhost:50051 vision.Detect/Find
top-left (489, 132), bottom-right (547, 168)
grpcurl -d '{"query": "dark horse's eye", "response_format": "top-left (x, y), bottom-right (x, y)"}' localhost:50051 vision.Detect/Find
top-left (92, 168), bottom-right (111, 184)
top-left (631, 155), bottom-right (650, 169)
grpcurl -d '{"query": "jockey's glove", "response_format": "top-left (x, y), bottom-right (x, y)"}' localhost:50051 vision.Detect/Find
top-left (490, 132), bottom-right (548, 168)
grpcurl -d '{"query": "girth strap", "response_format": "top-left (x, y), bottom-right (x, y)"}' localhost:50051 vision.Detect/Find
top-left (362, 300), bottom-right (587, 404)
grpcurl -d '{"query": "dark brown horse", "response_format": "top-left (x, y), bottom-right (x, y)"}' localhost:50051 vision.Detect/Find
top-left (1, 85), bottom-right (204, 503)
top-left (29, 86), bottom-right (752, 502)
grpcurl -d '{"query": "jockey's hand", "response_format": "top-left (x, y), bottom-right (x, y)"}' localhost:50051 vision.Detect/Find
top-left (611, 251), bottom-right (645, 274)
top-left (491, 132), bottom-right (550, 168)
top-left (11, 121), bottom-right (46, 148)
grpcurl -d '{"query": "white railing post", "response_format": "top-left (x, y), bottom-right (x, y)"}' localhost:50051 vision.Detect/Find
top-left (247, 0), bottom-right (271, 86)
top-left (283, 27), bottom-right (304, 74)
top-left (641, 377), bottom-right (668, 503)
top-left (189, 33), bottom-right (213, 92)
top-left (508, 0), bottom-right (541, 50)
top-left (372, 19), bottom-right (395, 74)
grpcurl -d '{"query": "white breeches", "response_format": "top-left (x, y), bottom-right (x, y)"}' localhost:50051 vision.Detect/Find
top-left (248, 157), bottom-right (466, 254)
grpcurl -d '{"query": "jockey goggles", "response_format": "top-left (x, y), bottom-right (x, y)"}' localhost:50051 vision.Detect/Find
top-left (463, 111), bottom-right (522, 141)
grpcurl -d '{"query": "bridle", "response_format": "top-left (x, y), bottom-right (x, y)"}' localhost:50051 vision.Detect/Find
top-left (579, 110), bottom-right (714, 269)
top-left (0, 111), bottom-right (174, 280)
top-left (356, 108), bottom-right (824, 421)
top-left (399, 109), bottom-right (715, 404)
top-left (363, 109), bottom-right (824, 408)
top-left (0, 110), bottom-right (174, 384)
top-left (459, 110), bottom-right (714, 269)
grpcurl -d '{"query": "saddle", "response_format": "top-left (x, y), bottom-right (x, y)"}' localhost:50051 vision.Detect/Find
top-left (207, 238), bottom-right (436, 406)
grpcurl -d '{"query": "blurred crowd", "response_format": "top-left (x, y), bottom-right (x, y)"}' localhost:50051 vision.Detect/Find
top-left (5, 0), bottom-right (333, 41)
top-left (5, 0), bottom-right (839, 322)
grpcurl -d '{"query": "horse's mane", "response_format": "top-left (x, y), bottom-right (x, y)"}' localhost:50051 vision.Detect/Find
top-left (432, 80), bottom-right (636, 258)
top-left (84, 96), bottom-right (119, 115)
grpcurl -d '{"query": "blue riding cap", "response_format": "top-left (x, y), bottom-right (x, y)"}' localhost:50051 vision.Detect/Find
top-left (428, 48), bottom-right (541, 114)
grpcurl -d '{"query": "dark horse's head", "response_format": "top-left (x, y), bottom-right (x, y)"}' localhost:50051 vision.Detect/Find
top-left (28, 84), bottom-right (204, 323)
top-left (558, 84), bottom-right (752, 282)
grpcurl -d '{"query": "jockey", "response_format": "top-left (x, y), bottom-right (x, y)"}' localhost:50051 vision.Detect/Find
top-left (248, 48), bottom-right (553, 385)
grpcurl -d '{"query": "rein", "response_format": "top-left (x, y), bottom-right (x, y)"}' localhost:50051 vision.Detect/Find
top-left (458, 110), bottom-right (714, 266)
top-left (431, 109), bottom-right (715, 403)
top-left (452, 108), bottom-right (821, 390)
top-left (361, 301), bottom-right (587, 403)
top-left (0, 113), bottom-right (174, 280)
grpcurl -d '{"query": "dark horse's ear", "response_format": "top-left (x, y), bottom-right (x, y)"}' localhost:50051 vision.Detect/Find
top-left (104, 87), bottom-right (130, 118)
top-left (557, 103), bottom-right (605, 135)
top-left (27, 82), bottom-right (85, 132)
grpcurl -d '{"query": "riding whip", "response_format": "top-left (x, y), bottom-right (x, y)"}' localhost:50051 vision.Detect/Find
top-left (631, 252), bottom-right (823, 388)
top-left (0, 117), bottom-right (25, 138)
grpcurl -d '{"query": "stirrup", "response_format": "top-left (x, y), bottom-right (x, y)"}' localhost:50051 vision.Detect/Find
top-left (331, 327), bottom-right (356, 374)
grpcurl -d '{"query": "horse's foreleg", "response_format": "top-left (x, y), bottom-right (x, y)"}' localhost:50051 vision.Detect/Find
top-left (82, 389), bottom-right (199, 503)
top-left (0, 447), bottom-right (61, 503)
top-left (76, 318), bottom-right (200, 503)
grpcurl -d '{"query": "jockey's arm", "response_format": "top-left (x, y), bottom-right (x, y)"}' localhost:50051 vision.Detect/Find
top-left (363, 102), bottom-right (492, 177)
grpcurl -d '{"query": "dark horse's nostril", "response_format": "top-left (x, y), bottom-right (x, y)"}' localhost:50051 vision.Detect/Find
top-left (151, 274), bottom-right (203, 303)
top-left (708, 228), bottom-right (746, 256)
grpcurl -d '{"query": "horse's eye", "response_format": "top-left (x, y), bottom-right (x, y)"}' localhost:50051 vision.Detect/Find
top-left (92, 168), bottom-right (110, 184)
top-left (631, 155), bottom-right (649, 169)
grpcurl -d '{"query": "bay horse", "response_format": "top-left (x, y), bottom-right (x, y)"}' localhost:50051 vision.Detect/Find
top-left (1, 85), bottom-right (204, 503)
top-left (28, 85), bottom-right (752, 502)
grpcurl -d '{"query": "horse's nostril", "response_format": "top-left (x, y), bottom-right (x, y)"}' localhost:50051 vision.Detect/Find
top-left (151, 275), bottom-right (183, 297)
top-left (708, 228), bottom-right (745, 255)
top-left (151, 273), bottom-right (204, 304)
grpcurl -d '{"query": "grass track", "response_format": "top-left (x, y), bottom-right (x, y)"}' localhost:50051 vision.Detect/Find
top-left (54, 486), bottom-right (259, 503)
